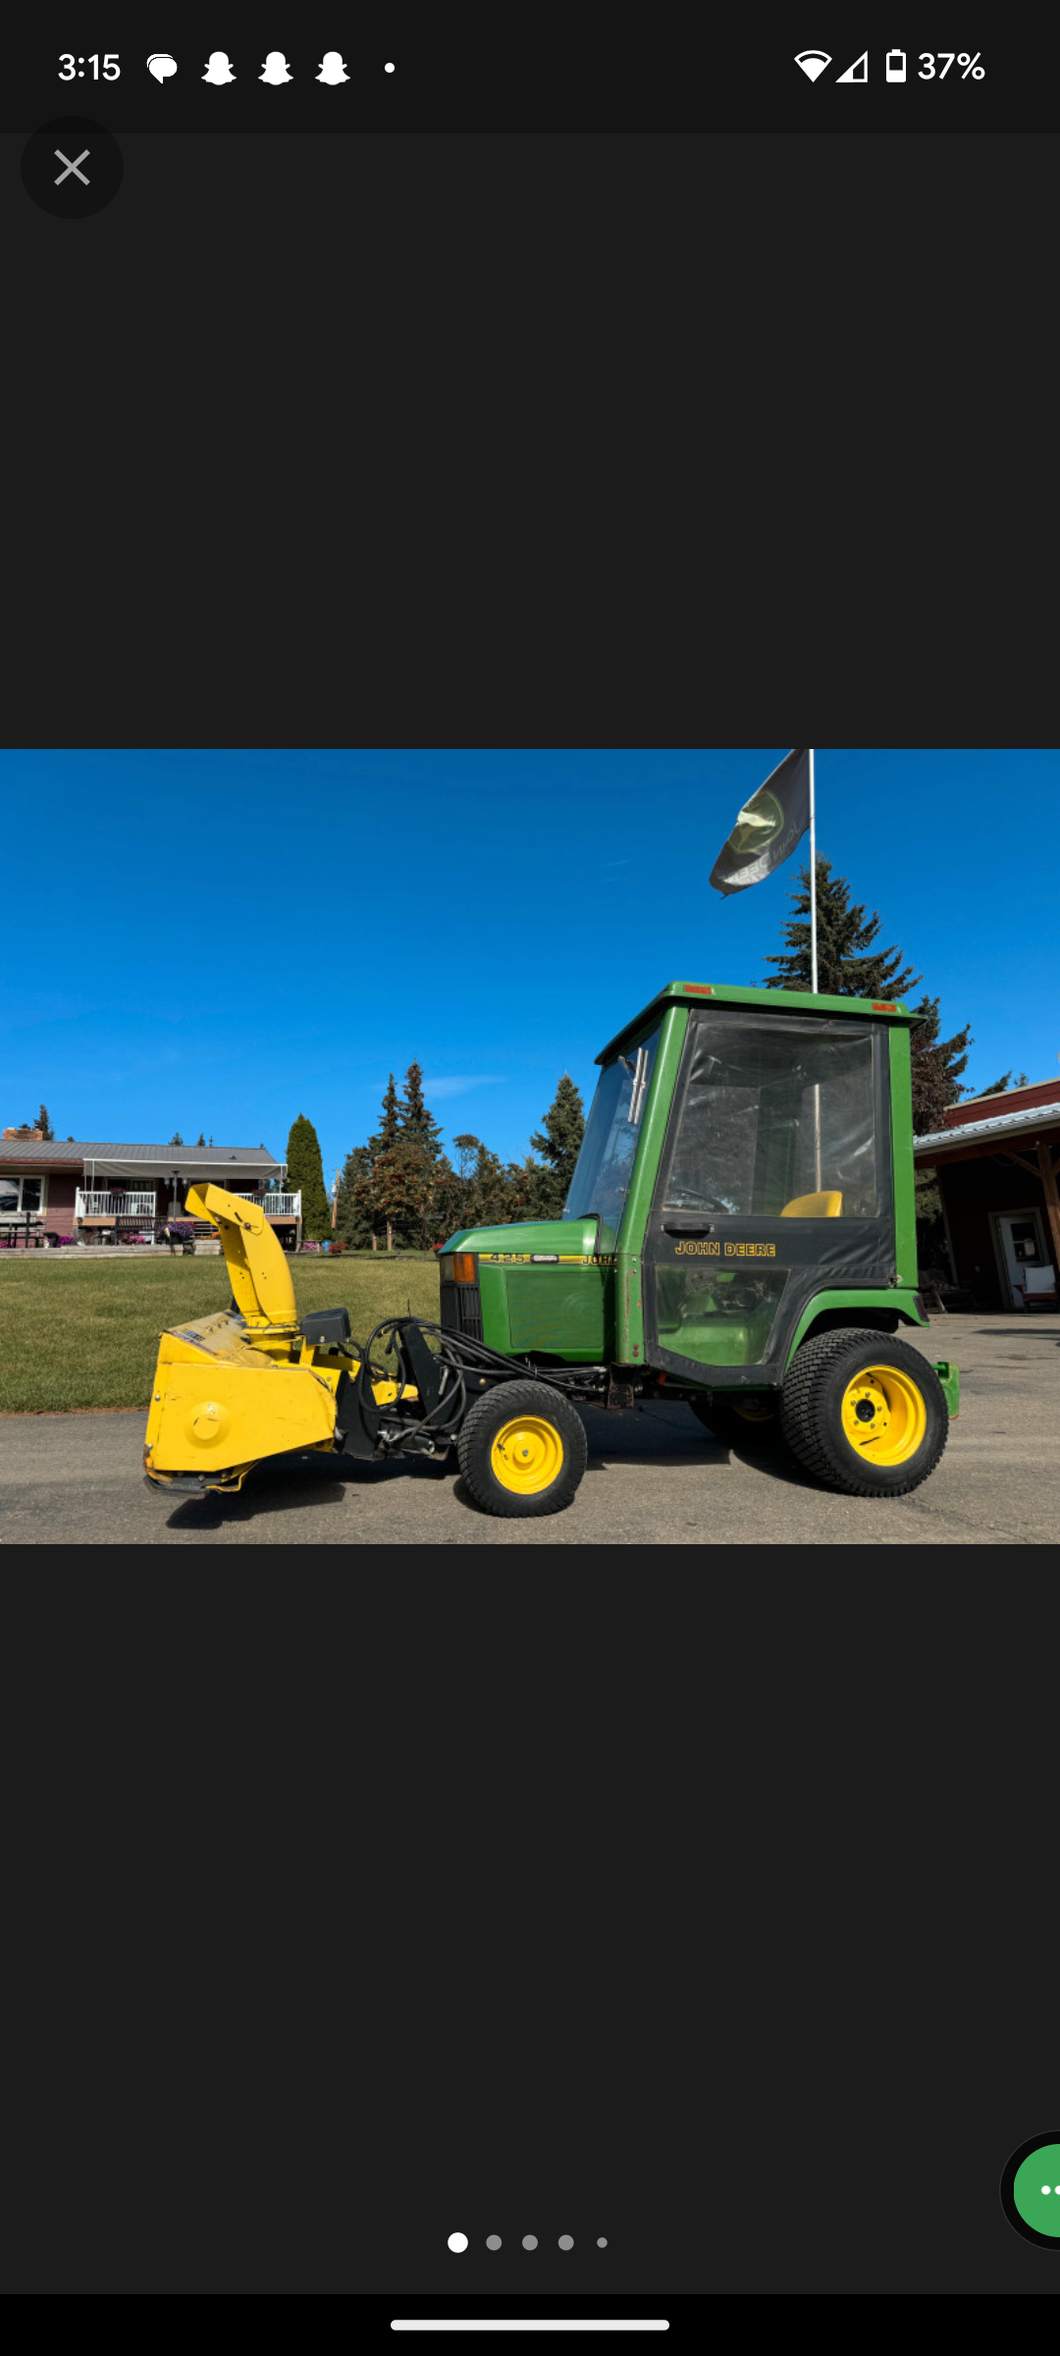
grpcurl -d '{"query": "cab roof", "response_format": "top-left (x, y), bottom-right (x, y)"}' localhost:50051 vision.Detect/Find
top-left (595, 980), bottom-right (918, 1063)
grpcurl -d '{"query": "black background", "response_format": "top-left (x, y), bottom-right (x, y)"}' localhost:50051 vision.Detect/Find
top-left (3, 8), bottom-right (1057, 2314)
top-left (4, 1558), bottom-right (1059, 2304)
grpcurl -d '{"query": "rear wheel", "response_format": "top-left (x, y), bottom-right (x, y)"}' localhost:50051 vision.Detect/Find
top-left (690, 1395), bottom-right (783, 1452)
top-left (781, 1328), bottom-right (948, 1497)
top-left (457, 1380), bottom-right (587, 1519)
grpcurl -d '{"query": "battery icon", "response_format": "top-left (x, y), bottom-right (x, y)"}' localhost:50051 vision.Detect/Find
top-left (886, 50), bottom-right (906, 80)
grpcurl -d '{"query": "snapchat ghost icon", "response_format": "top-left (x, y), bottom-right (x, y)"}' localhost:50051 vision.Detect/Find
top-left (260, 53), bottom-right (293, 85)
top-left (317, 53), bottom-right (350, 86)
top-left (203, 53), bottom-right (236, 86)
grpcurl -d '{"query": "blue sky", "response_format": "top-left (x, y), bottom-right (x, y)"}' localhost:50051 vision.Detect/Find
top-left (3, 749), bottom-right (1056, 1181)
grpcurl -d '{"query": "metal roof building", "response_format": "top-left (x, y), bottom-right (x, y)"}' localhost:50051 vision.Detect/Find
top-left (913, 1083), bottom-right (1060, 1312)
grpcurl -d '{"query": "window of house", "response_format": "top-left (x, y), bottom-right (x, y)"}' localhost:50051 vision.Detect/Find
top-left (0, 1174), bottom-right (46, 1216)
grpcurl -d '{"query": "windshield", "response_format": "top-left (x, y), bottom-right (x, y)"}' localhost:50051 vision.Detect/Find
top-left (562, 1027), bottom-right (660, 1250)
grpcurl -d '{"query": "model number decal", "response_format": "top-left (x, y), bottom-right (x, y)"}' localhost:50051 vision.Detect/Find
top-left (674, 1240), bottom-right (776, 1258)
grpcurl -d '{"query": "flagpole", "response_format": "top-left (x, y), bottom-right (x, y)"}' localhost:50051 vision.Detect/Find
top-left (808, 747), bottom-right (818, 994)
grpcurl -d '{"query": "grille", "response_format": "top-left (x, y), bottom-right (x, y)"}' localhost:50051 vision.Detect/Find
top-left (440, 1278), bottom-right (483, 1343)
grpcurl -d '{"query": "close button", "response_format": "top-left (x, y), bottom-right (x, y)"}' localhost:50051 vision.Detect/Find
top-left (21, 116), bottom-right (124, 219)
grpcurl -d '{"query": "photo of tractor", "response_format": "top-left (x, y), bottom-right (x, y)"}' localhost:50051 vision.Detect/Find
top-left (143, 981), bottom-right (958, 1517)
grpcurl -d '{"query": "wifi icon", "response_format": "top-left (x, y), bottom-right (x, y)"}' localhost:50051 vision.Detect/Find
top-left (795, 50), bottom-right (832, 82)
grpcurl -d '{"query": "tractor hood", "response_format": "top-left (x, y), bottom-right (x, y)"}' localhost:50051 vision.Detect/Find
top-left (439, 1217), bottom-right (604, 1261)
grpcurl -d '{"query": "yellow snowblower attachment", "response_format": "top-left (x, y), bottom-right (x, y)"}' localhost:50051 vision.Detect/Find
top-left (143, 1185), bottom-right (416, 1495)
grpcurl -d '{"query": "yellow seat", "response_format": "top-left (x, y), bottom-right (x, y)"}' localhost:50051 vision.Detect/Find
top-left (781, 1190), bottom-right (843, 1218)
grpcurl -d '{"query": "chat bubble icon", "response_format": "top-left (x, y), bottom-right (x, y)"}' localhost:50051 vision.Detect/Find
top-left (147, 54), bottom-right (178, 83)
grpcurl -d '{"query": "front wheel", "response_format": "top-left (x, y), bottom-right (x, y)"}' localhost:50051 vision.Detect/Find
top-left (457, 1380), bottom-right (588, 1519)
top-left (781, 1328), bottom-right (948, 1497)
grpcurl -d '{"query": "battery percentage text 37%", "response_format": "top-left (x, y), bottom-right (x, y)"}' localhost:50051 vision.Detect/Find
top-left (919, 52), bottom-right (984, 78)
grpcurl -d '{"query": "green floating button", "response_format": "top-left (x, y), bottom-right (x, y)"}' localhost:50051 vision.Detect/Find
top-left (1014, 2147), bottom-right (1060, 2237)
top-left (1001, 2134), bottom-right (1060, 2247)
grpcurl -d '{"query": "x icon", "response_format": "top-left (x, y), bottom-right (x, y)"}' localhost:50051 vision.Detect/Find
top-left (54, 148), bottom-right (90, 186)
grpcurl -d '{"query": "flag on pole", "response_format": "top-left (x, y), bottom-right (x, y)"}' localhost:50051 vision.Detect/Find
top-left (708, 747), bottom-right (812, 897)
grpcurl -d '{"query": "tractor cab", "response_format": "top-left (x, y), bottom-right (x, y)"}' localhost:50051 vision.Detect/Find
top-left (581, 982), bottom-right (911, 1387)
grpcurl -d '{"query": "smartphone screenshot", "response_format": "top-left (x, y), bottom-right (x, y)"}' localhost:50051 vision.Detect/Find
top-left (3, 18), bottom-right (1057, 2322)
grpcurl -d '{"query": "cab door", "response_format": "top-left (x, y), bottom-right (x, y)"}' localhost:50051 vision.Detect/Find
top-left (641, 1008), bottom-right (894, 1387)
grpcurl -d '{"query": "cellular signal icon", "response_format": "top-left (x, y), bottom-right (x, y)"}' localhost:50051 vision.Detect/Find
top-left (795, 51), bottom-right (832, 82)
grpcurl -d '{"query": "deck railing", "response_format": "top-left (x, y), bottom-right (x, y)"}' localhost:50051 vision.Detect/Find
top-left (75, 1190), bottom-right (157, 1218)
top-left (228, 1190), bottom-right (301, 1217)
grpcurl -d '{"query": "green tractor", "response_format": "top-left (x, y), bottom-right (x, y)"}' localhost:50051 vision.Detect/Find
top-left (144, 980), bottom-right (957, 1520)
top-left (436, 980), bottom-right (957, 1514)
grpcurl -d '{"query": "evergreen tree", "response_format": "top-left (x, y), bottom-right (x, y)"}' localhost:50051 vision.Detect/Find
top-left (530, 1074), bottom-right (586, 1217)
top-left (335, 1145), bottom-right (377, 1248)
top-left (972, 1070), bottom-right (1031, 1097)
top-left (196, 1132), bottom-right (206, 1147)
top-left (431, 1153), bottom-right (466, 1247)
top-left (464, 1142), bottom-right (510, 1228)
top-left (37, 1105), bottom-right (54, 1141)
top-left (372, 1074), bottom-right (402, 1158)
top-left (370, 1138), bottom-right (434, 1251)
top-left (764, 856), bottom-right (921, 1000)
top-left (399, 1060), bottom-right (445, 1161)
top-left (286, 1113), bottom-right (332, 1240)
top-left (909, 995), bottom-right (975, 1273)
top-left (169, 1131), bottom-right (184, 1147)
top-left (909, 995), bottom-right (973, 1139)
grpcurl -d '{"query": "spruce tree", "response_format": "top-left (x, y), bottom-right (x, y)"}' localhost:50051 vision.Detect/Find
top-left (335, 1145), bottom-right (377, 1248)
top-left (372, 1074), bottom-right (402, 1158)
top-left (908, 995), bottom-right (975, 1273)
top-left (37, 1105), bottom-right (54, 1142)
top-left (196, 1133), bottom-right (206, 1147)
top-left (371, 1137), bottom-right (434, 1251)
top-left (399, 1060), bottom-right (445, 1161)
top-left (530, 1074), bottom-right (586, 1218)
top-left (764, 856), bottom-right (921, 1000)
top-left (909, 996), bottom-right (973, 1138)
top-left (971, 1070), bottom-right (1030, 1097)
top-left (169, 1131), bottom-right (184, 1147)
top-left (286, 1113), bottom-right (332, 1240)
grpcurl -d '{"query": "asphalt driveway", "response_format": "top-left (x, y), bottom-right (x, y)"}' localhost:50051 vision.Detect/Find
top-left (1, 1317), bottom-right (1056, 1546)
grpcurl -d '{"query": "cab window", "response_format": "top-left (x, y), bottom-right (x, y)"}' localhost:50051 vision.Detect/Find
top-left (663, 1013), bottom-right (881, 1219)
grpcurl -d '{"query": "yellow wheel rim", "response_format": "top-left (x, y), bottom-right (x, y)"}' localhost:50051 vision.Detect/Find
top-left (734, 1401), bottom-right (775, 1424)
top-left (491, 1414), bottom-right (564, 1495)
top-left (840, 1365), bottom-right (927, 1466)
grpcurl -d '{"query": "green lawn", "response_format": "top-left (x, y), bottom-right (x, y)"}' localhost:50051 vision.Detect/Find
top-left (0, 1257), bottom-right (442, 1413)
